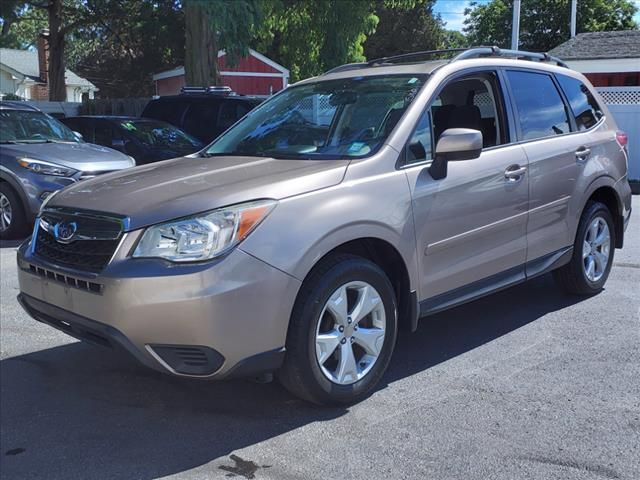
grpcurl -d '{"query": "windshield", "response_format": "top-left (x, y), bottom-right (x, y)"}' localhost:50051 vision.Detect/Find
top-left (205, 74), bottom-right (428, 159)
top-left (119, 119), bottom-right (202, 149)
top-left (0, 110), bottom-right (80, 144)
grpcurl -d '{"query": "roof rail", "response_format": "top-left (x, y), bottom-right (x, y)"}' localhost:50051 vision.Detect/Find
top-left (322, 45), bottom-right (567, 76)
top-left (452, 46), bottom-right (568, 68)
top-left (180, 86), bottom-right (236, 95)
top-left (367, 48), bottom-right (469, 67)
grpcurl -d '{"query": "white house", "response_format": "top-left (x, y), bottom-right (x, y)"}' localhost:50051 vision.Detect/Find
top-left (0, 30), bottom-right (97, 102)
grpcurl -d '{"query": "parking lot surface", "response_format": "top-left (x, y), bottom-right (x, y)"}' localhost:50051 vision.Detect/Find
top-left (1, 197), bottom-right (638, 480)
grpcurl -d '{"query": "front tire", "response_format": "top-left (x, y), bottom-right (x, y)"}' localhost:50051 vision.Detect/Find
top-left (278, 254), bottom-right (398, 405)
top-left (0, 183), bottom-right (27, 240)
top-left (554, 201), bottom-right (615, 295)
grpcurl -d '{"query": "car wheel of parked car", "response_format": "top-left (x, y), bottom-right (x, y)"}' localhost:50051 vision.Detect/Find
top-left (278, 254), bottom-right (398, 405)
top-left (554, 201), bottom-right (615, 295)
top-left (0, 184), bottom-right (27, 240)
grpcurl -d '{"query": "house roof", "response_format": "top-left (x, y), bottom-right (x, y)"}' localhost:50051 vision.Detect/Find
top-left (153, 48), bottom-right (289, 80)
top-left (549, 30), bottom-right (640, 60)
top-left (0, 48), bottom-right (96, 89)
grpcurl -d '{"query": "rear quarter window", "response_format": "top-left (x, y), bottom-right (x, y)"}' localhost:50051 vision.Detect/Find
top-left (556, 75), bottom-right (604, 130)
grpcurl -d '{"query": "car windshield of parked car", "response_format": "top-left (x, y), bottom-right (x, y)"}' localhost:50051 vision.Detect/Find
top-left (0, 110), bottom-right (79, 144)
top-left (120, 120), bottom-right (202, 149)
top-left (205, 74), bottom-right (428, 159)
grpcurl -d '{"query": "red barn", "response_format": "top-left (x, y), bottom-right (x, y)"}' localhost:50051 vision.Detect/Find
top-left (152, 49), bottom-right (290, 96)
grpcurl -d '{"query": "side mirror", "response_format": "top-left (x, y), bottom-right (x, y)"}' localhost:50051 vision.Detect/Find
top-left (73, 131), bottom-right (83, 141)
top-left (429, 128), bottom-right (482, 180)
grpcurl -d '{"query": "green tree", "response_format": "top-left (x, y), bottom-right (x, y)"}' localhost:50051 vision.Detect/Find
top-left (256, 0), bottom-right (420, 82)
top-left (441, 30), bottom-right (468, 49)
top-left (73, 0), bottom-right (185, 97)
top-left (464, 0), bottom-right (638, 52)
top-left (364, 0), bottom-right (445, 59)
top-left (0, 4), bottom-right (47, 49)
top-left (184, 0), bottom-right (262, 87)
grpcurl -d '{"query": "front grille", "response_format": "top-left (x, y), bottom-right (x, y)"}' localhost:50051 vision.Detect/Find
top-left (33, 209), bottom-right (125, 273)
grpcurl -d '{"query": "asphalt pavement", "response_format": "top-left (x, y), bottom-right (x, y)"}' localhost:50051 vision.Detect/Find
top-left (1, 197), bottom-right (638, 480)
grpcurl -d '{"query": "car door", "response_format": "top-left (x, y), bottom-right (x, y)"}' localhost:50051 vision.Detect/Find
top-left (403, 69), bottom-right (529, 310)
top-left (503, 69), bottom-right (585, 267)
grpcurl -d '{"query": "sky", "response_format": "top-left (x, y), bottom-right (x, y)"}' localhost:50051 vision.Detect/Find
top-left (433, 0), bottom-right (640, 32)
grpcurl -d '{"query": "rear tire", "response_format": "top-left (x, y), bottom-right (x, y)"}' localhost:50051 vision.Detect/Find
top-left (554, 201), bottom-right (615, 295)
top-left (0, 183), bottom-right (27, 240)
top-left (278, 254), bottom-right (398, 405)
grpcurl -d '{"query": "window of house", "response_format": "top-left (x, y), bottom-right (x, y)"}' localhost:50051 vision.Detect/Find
top-left (506, 71), bottom-right (571, 141)
top-left (556, 75), bottom-right (603, 130)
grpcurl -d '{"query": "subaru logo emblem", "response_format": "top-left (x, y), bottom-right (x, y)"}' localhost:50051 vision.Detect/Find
top-left (53, 221), bottom-right (78, 243)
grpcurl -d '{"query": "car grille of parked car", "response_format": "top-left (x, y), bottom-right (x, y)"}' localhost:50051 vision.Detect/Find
top-left (33, 209), bottom-right (126, 274)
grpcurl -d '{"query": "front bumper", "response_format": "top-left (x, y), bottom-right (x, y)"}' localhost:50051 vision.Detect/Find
top-left (17, 239), bottom-right (300, 379)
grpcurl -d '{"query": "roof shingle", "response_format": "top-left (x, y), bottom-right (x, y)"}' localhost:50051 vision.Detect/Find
top-left (0, 48), bottom-right (96, 88)
top-left (549, 30), bottom-right (640, 60)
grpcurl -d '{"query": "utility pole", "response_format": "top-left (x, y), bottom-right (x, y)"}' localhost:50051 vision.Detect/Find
top-left (511, 0), bottom-right (521, 50)
top-left (570, 0), bottom-right (577, 37)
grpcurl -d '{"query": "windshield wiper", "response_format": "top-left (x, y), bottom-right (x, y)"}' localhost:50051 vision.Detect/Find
top-left (0, 139), bottom-right (66, 144)
top-left (202, 151), bottom-right (271, 158)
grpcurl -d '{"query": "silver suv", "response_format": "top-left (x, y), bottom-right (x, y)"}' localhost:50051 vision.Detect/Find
top-left (17, 48), bottom-right (632, 405)
top-left (0, 102), bottom-right (135, 238)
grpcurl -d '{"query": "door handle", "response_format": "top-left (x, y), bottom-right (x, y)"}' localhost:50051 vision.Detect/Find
top-left (504, 165), bottom-right (527, 180)
top-left (575, 146), bottom-right (591, 160)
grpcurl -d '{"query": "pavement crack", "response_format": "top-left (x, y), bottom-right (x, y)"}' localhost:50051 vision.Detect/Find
top-left (517, 455), bottom-right (620, 479)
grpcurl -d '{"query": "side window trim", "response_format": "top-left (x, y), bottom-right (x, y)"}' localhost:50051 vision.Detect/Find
top-left (550, 73), bottom-right (578, 133)
top-left (496, 68), bottom-right (519, 146)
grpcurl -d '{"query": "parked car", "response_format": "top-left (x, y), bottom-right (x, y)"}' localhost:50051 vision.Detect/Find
top-left (17, 47), bottom-right (631, 405)
top-left (141, 87), bottom-right (261, 143)
top-left (0, 101), bottom-right (135, 239)
top-left (61, 116), bottom-right (204, 165)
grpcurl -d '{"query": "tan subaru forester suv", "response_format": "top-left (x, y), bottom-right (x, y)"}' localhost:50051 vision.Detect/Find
top-left (17, 47), bottom-right (632, 405)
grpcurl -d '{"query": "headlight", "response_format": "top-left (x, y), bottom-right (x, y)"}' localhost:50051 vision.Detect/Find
top-left (17, 158), bottom-right (77, 177)
top-left (133, 199), bottom-right (276, 262)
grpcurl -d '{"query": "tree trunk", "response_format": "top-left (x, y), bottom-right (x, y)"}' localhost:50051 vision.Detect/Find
top-left (184, 0), bottom-right (219, 87)
top-left (48, 0), bottom-right (66, 101)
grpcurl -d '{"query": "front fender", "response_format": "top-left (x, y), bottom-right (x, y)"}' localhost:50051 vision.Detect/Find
top-left (239, 170), bottom-right (420, 294)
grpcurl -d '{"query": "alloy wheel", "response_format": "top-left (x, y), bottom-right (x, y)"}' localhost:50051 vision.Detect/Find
top-left (315, 281), bottom-right (387, 385)
top-left (0, 193), bottom-right (12, 232)
top-left (582, 216), bottom-right (610, 283)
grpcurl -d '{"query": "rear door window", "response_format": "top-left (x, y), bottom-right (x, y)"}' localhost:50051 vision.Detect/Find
top-left (143, 100), bottom-right (188, 128)
top-left (556, 75), bottom-right (603, 130)
top-left (506, 70), bottom-right (571, 141)
top-left (217, 101), bottom-right (253, 131)
top-left (183, 101), bottom-right (222, 141)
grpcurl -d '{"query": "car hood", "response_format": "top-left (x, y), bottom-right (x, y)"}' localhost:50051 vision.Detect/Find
top-left (48, 155), bottom-right (349, 230)
top-left (2, 142), bottom-right (135, 172)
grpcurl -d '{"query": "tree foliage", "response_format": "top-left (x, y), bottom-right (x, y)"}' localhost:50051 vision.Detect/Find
top-left (184, 0), bottom-right (262, 87)
top-left (364, 0), bottom-right (445, 59)
top-left (464, 0), bottom-right (638, 52)
top-left (0, 0), bottom-right (466, 96)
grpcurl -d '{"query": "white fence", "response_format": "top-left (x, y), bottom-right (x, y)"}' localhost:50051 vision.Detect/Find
top-left (596, 87), bottom-right (640, 181)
